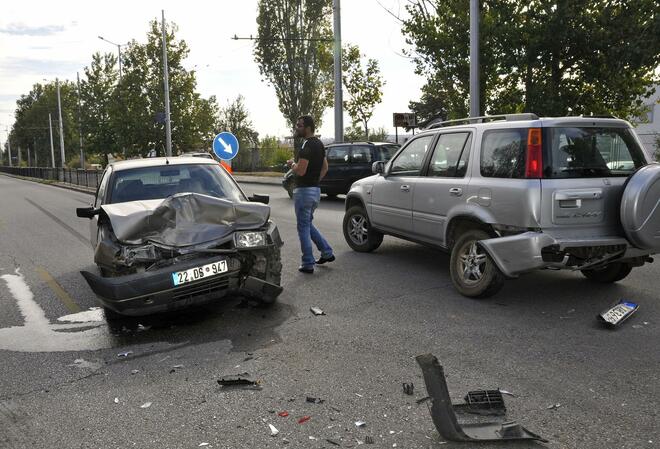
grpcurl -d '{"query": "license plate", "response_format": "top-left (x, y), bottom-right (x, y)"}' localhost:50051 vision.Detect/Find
top-left (598, 300), bottom-right (638, 327)
top-left (172, 260), bottom-right (228, 286)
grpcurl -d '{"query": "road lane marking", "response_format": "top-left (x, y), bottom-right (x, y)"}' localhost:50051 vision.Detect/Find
top-left (24, 198), bottom-right (89, 246)
top-left (36, 267), bottom-right (82, 313)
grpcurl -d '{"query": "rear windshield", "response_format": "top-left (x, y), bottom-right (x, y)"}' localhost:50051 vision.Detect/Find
top-left (543, 127), bottom-right (647, 178)
top-left (109, 164), bottom-right (244, 204)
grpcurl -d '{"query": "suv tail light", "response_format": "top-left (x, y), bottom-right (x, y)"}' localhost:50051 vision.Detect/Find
top-left (525, 128), bottom-right (543, 178)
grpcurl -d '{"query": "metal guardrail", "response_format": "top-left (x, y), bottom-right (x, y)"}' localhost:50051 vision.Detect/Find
top-left (0, 166), bottom-right (103, 190)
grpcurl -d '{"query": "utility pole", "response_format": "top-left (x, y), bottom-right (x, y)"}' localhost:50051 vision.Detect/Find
top-left (5, 127), bottom-right (12, 167)
top-left (162, 10), bottom-right (173, 157)
top-left (49, 113), bottom-right (56, 168)
top-left (56, 78), bottom-right (66, 166)
top-left (77, 72), bottom-right (84, 169)
top-left (333, 0), bottom-right (344, 143)
top-left (469, 0), bottom-right (480, 117)
top-left (17, 146), bottom-right (22, 166)
top-left (98, 36), bottom-right (123, 80)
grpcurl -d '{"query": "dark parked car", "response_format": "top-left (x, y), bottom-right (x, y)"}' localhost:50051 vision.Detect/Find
top-left (282, 141), bottom-right (400, 198)
top-left (76, 157), bottom-right (283, 317)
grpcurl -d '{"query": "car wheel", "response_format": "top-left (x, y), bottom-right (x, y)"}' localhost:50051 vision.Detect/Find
top-left (581, 263), bottom-right (633, 283)
top-left (343, 206), bottom-right (383, 252)
top-left (450, 229), bottom-right (504, 298)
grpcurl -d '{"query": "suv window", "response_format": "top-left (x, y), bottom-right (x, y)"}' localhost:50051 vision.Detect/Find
top-left (543, 127), bottom-right (646, 178)
top-left (378, 144), bottom-right (399, 161)
top-left (350, 146), bottom-right (372, 164)
top-left (428, 132), bottom-right (472, 177)
top-left (390, 135), bottom-right (434, 176)
top-left (327, 146), bottom-right (349, 164)
top-left (481, 129), bottom-right (527, 178)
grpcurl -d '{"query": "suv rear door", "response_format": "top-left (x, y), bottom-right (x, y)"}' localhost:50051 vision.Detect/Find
top-left (371, 135), bottom-right (434, 235)
top-left (539, 125), bottom-right (648, 238)
top-left (412, 131), bottom-right (473, 244)
top-left (323, 145), bottom-right (350, 193)
top-left (346, 145), bottom-right (373, 190)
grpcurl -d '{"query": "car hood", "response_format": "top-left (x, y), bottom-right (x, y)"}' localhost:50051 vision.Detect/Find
top-left (100, 193), bottom-right (270, 247)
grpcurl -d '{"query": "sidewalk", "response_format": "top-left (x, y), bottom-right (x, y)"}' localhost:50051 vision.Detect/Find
top-left (233, 174), bottom-right (283, 186)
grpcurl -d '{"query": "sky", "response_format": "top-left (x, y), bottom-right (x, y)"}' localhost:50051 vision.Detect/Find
top-left (0, 0), bottom-right (425, 146)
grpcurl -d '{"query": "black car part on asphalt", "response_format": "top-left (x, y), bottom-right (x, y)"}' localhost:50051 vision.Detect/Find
top-left (416, 354), bottom-right (547, 443)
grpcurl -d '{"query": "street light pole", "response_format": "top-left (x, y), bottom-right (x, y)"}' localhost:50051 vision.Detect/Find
top-left (469, 0), bottom-right (480, 117)
top-left (5, 127), bottom-right (12, 167)
top-left (77, 72), bottom-right (85, 169)
top-left (162, 10), bottom-right (173, 157)
top-left (98, 36), bottom-right (123, 80)
top-left (49, 113), bottom-right (56, 168)
top-left (56, 78), bottom-right (66, 166)
top-left (333, 0), bottom-right (343, 143)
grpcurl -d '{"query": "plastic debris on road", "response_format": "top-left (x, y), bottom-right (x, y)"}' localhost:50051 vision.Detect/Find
top-left (278, 411), bottom-right (289, 417)
top-left (402, 382), bottom-right (414, 395)
top-left (117, 351), bottom-right (133, 358)
top-left (130, 369), bottom-right (140, 375)
top-left (113, 397), bottom-right (119, 404)
top-left (217, 375), bottom-right (262, 390)
top-left (326, 438), bottom-right (340, 446)
top-left (198, 444), bottom-right (210, 447)
top-left (355, 421), bottom-right (366, 427)
top-left (140, 402), bottom-right (152, 408)
top-left (306, 396), bottom-right (325, 404)
top-left (298, 416), bottom-right (311, 424)
top-left (268, 424), bottom-right (279, 436)
top-left (365, 436), bottom-right (375, 444)
top-left (546, 403), bottom-right (562, 410)
top-left (498, 389), bottom-right (516, 397)
top-left (310, 307), bottom-right (325, 316)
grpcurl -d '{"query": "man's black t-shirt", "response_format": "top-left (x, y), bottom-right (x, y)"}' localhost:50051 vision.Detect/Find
top-left (295, 137), bottom-right (325, 188)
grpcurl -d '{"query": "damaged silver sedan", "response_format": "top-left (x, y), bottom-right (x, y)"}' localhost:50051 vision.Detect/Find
top-left (76, 157), bottom-right (283, 316)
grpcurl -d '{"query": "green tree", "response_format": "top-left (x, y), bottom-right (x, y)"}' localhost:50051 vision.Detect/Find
top-left (218, 95), bottom-right (258, 170)
top-left (342, 44), bottom-right (385, 140)
top-left (402, 0), bottom-right (660, 120)
top-left (254, 0), bottom-right (334, 136)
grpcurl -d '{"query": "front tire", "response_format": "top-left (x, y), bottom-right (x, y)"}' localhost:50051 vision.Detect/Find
top-left (581, 263), bottom-right (633, 283)
top-left (343, 206), bottom-right (383, 252)
top-left (449, 229), bottom-right (504, 298)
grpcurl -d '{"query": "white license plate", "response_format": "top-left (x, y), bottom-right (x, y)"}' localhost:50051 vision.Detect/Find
top-left (172, 260), bottom-right (228, 286)
top-left (600, 301), bottom-right (638, 326)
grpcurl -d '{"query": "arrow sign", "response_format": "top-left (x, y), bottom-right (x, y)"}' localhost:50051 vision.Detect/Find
top-left (212, 132), bottom-right (239, 160)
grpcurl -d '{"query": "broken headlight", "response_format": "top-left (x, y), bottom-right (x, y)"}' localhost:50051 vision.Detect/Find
top-left (234, 231), bottom-right (267, 248)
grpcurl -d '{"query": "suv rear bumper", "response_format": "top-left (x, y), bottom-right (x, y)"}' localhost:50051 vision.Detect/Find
top-left (478, 232), bottom-right (653, 277)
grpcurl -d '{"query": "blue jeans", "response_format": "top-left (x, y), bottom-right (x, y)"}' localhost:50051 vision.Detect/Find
top-left (293, 187), bottom-right (333, 268)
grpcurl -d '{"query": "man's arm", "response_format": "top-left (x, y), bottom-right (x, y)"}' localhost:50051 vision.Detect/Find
top-left (320, 157), bottom-right (328, 180)
top-left (291, 158), bottom-right (308, 176)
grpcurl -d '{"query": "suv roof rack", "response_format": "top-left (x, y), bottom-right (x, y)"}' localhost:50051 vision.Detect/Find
top-left (426, 113), bottom-right (539, 129)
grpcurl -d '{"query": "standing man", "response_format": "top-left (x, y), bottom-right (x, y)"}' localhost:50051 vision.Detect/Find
top-left (287, 115), bottom-right (335, 274)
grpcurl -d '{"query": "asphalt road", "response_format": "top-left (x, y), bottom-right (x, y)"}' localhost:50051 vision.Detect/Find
top-left (0, 174), bottom-right (658, 449)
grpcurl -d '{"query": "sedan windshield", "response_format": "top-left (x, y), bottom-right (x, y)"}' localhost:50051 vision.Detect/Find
top-left (109, 164), bottom-right (244, 203)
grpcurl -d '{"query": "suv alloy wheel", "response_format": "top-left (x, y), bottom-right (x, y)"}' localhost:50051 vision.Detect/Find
top-left (343, 206), bottom-right (383, 252)
top-left (450, 229), bottom-right (504, 298)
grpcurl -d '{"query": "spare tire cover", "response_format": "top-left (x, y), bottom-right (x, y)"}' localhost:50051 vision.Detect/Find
top-left (620, 164), bottom-right (660, 250)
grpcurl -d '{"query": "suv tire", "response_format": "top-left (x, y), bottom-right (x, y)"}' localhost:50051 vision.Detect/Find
top-left (343, 206), bottom-right (383, 252)
top-left (581, 263), bottom-right (633, 283)
top-left (450, 229), bottom-right (504, 298)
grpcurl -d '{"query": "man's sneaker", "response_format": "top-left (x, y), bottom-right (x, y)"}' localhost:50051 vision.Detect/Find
top-left (298, 266), bottom-right (314, 274)
top-left (315, 255), bottom-right (335, 265)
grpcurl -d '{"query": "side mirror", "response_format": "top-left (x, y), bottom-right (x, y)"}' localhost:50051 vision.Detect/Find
top-left (76, 206), bottom-right (100, 219)
top-left (372, 161), bottom-right (385, 175)
top-left (249, 194), bottom-right (270, 205)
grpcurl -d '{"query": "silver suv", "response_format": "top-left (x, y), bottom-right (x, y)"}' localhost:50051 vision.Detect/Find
top-left (343, 114), bottom-right (660, 297)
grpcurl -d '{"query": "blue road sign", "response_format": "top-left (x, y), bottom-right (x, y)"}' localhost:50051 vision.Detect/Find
top-left (213, 132), bottom-right (240, 160)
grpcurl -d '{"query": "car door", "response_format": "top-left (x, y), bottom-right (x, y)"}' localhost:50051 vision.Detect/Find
top-left (413, 132), bottom-right (473, 245)
top-left (346, 145), bottom-right (373, 191)
top-left (322, 145), bottom-right (350, 193)
top-left (90, 167), bottom-right (111, 248)
top-left (371, 135), bottom-right (435, 235)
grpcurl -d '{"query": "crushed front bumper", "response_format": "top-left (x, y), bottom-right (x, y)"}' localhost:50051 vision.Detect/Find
top-left (478, 232), bottom-right (652, 278)
top-left (81, 254), bottom-right (283, 316)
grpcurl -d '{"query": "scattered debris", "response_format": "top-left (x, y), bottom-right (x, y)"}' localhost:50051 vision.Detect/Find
top-left (326, 438), bottom-right (340, 446)
top-left (310, 307), bottom-right (326, 316)
top-left (278, 411), bottom-right (289, 417)
top-left (282, 438), bottom-right (290, 444)
top-left (113, 397), bottom-right (119, 404)
top-left (117, 351), bottom-right (133, 358)
top-left (198, 443), bottom-right (210, 447)
top-left (365, 436), bottom-right (374, 444)
top-left (416, 396), bottom-right (431, 405)
top-left (355, 393), bottom-right (363, 398)
top-left (158, 356), bottom-right (170, 362)
top-left (172, 364), bottom-right (184, 369)
top-left (217, 375), bottom-right (262, 390)
top-left (309, 436), bottom-right (318, 440)
top-left (243, 356), bottom-right (254, 362)
top-left (598, 300), bottom-right (639, 328)
top-left (498, 389), bottom-right (515, 397)
top-left (140, 402), bottom-right (152, 409)
top-left (130, 369), bottom-right (140, 375)
top-left (355, 421), bottom-right (366, 428)
top-left (298, 416), bottom-right (311, 424)
top-left (416, 353), bottom-right (547, 442)
top-left (546, 403), bottom-right (562, 410)
top-left (453, 390), bottom-right (506, 416)
top-left (389, 431), bottom-right (395, 435)
top-left (306, 396), bottom-right (325, 404)
top-left (402, 382), bottom-right (414, 395)
top-left (68, 358), bottom-right (102, 370)
top-left (268, 424), bottom-right (279, 436)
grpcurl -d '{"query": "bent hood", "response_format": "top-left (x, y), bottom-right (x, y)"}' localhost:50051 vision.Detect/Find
top-left (100, 193), bottom-right (270, 246)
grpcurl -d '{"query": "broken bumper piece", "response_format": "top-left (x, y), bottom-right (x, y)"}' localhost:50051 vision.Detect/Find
top-left (415, 354), bottom-right (547, 443)
top-left (81, 255), bottom-right (282, 316)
